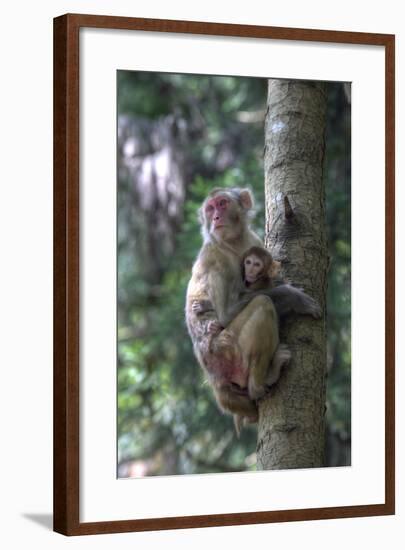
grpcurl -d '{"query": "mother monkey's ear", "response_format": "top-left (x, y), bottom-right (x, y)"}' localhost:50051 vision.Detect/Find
top-left (238, 188), bottom-right (254, 211)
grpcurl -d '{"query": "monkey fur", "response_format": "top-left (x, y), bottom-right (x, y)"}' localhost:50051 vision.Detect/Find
top-left (185, 188), bottom-right (292, 432)
top-left (193, 245), bottom-right (321, 327)
top-left (230, 246), bottom-right (321, 323)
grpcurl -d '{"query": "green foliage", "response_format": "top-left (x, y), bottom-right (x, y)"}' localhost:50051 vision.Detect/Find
top-left (324, 83), bottom-right (351, 462)
top-left (117, 73), bottom-right (351, 476)
top-left (118, 173), bottom-right (259, 476)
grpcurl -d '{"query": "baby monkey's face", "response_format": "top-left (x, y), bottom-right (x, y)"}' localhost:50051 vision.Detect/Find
top-left (244, 254), bottom-right (264, 283)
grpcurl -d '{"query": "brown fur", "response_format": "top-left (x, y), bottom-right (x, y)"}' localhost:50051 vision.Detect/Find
top-left (186, 188), bottom-right (289, 430)
top-left (229, 246), bottom-right (321, 323)
top-left (241, 246), bottom-right (273, 290)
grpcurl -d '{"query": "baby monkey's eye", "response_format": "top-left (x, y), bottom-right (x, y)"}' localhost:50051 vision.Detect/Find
top-left (219, 199), bottom-right (227, 207)
top-left (206, 204), bottom-right (214, 212)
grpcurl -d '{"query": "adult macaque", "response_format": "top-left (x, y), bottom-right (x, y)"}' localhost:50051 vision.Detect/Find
top-left (193, 246), bottom-right (321, 325)
top-left (185, 188), bottom-right (290, 430)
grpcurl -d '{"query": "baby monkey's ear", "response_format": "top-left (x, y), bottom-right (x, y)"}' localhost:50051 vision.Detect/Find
top-left (268, 259), bottom-right (282, 279)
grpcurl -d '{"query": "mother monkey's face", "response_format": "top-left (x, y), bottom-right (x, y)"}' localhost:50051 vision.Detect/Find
top-left (200, 188), bottom-right (254, 244)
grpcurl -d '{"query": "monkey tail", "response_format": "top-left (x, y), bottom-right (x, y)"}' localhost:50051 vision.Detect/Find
top-left (233, 414), bottom-right (243, 437)
top-left (233, 412), bottom-right (259, 437)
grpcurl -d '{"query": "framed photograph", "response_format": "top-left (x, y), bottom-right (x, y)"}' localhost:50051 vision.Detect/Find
top-left (53, 13), bottom-right (395, 535)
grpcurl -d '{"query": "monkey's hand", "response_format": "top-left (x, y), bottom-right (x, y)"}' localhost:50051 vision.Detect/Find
top-left (297, 294), bottom-right (322, 319)
top-left (192, 300), bottom-right (204, 314)
top-left (309, 302), bottom-right (322, 319)
top-left (192, 299), bottom-right (215, 316)
top-left (207, 320), bottom-right (223, 334)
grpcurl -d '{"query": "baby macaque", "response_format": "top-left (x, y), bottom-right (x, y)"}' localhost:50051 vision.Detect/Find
top-left (192, 246), bottom-right (321, 330)
top-left (243, 246), bottom-right (281, 288)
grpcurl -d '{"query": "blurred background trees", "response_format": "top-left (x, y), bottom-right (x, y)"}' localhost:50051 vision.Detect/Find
top-left (117, 72), bottom-right (351, 477)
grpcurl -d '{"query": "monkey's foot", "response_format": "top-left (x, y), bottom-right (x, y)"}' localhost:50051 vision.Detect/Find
top-left (248, 378), bottom-right (268, 401)
top-left (266, 344), bottom-right (291, 387)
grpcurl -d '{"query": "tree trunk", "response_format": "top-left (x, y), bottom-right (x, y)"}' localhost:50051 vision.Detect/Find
top-left (257, 79), bottom-right (328, 470)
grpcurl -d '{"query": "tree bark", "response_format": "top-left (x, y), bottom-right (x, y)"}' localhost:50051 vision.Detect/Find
top-left (257, 79), bottom-right (328, 470)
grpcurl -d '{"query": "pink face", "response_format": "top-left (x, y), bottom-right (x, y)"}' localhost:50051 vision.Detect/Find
top-left (244, 254), bottom-right (264, 283)
top-left (205, 195), bottom-right (230, 230)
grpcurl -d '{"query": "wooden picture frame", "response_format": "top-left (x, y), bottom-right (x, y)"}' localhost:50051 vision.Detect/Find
top-left (53, 13), bottom-right (395, 536)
